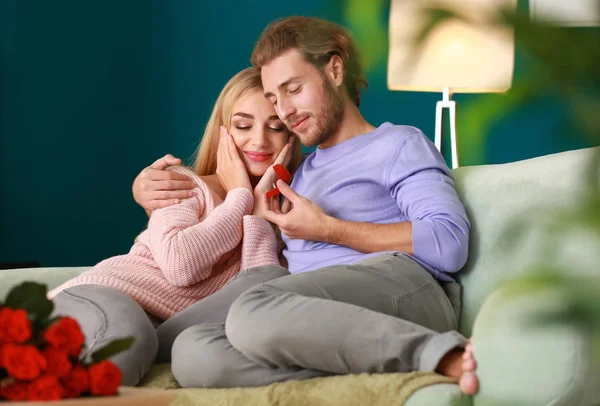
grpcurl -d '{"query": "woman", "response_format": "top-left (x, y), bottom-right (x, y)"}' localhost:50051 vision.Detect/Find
top-left (48, 67), bottom-right (302, 386)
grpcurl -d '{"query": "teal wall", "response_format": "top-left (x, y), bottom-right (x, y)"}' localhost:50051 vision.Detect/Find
top-left (1, 0), bottom-right (596, 267)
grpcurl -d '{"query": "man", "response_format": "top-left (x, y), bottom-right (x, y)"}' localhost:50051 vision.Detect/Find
top-left (133, 16), bottom-right (479, 395)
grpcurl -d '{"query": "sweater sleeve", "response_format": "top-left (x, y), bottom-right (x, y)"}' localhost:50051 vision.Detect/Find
top-left (387, 131), bottom-right (470, 273)
top-left (239, 215), bottom-right (281, 270)
top-left (146, 169), bottom-right (254, 287)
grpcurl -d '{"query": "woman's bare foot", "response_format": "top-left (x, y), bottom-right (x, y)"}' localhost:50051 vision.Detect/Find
top-left (435, 341), bottom-right (479, 395)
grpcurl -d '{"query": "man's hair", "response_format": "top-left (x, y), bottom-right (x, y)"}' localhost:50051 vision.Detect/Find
top-left (251, 16), bottom-right (368, 107)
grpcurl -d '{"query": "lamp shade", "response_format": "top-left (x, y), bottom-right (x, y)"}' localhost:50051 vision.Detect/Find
top-left (530, 0), bottom-right (600, 27)
top-left (387, 0), bottom-right (516, 93)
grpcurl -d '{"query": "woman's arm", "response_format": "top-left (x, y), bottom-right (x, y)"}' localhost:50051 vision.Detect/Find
top-left (240, 215), bottom-right (281, 270)
top-left (146, 167), bottom-right (254, 287)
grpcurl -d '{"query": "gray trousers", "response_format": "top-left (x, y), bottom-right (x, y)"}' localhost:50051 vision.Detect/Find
top-left (51, 265), bottom-right (289, 386)
top-left (171, 253), bottom-right (467, 388)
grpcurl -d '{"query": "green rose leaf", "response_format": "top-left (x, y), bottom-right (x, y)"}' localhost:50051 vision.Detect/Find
top-left (4, 282), bottom-right (53, 320)
top-left (91, 337), bottom-right (136, 363)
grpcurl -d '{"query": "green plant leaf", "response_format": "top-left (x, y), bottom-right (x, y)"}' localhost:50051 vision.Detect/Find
top-left (570, 95), bottom-right (600, 144)
top-left (457, 80), bottom-right (543, 165)
top-left (343, 0), bottom-right (389, 73)
top-left (4, 282), bottom-right (53, 320)
top-left (504, 271), bottom-right (600, 330)
top-left (91, 337), bottom-right (136, 363)
top-left (593, 324), bottom-right (600, 359)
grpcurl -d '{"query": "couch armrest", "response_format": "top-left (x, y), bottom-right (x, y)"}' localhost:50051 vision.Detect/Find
top-left (0, 267), bottom-right (90, 301)
top-left (471, 284), bottom-right (598, 406)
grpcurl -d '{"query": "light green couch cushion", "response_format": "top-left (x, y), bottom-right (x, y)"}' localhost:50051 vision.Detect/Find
top-left (452, 147), bottom-right (600, 337)
top-left (405, 384), bottom-right (472, 406)
top-left (0, 266), bottom-right (89, 301)
top-left (470, 283), bottom-right (598, 406)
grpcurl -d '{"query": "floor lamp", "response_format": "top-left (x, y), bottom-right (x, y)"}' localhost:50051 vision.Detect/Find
top-left (529, 0), bottom-right (600, 26)
top-left (387, 0), bottom-right (516, 169)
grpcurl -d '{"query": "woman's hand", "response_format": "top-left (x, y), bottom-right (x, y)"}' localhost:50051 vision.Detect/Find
top-left (216, 126), bottom-right (252, 193)
top-left (252, 135), bottom-right (295, 218)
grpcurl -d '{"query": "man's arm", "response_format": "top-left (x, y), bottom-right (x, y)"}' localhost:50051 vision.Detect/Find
top-left (133, 154), bottom-right (195, 216)
top-left (263, 180), bottom-right (413, 255)
top-left (386, 133), bottom-right (470, 273)
top-left (322, 217), bottom-right (413, 255)
top-left (316, 216), bottom-right (413, 255)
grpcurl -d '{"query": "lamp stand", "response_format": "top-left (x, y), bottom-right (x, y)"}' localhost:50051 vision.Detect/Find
top-left (434, 87), bottom-right (459, 169)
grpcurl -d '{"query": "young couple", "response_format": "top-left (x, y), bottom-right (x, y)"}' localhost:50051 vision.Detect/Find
top-left (50, 16), bottom-right (479, 395)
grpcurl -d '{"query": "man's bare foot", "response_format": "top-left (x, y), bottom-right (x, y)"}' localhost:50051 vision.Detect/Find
top-left (435, 341), bottom-right (479, 395)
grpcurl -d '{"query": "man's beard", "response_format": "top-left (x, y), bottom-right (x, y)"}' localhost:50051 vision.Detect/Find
top-left (289, 75), bottom-right (345, 148)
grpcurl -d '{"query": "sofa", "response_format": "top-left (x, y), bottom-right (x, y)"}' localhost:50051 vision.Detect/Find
top-left (2, 146), bottom-right (599, 406)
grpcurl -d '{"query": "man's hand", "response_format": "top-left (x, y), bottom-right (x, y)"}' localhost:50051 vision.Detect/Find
top-left (262, 179), bottom-right (333, 242)
top-left (262, 179), bottom-right (414, 254)
top-left (133, 154), bottom-right (195, 214)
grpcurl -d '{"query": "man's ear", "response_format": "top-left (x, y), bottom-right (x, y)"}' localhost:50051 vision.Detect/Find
top-left (325, 54), bottom-right (344, 88)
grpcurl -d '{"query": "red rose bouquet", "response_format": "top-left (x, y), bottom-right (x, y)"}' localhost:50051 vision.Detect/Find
top-left (0, 282), bottom-right (134, 401)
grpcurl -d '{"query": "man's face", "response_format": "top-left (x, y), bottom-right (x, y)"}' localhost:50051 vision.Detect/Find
top-left (261, 48), bottom-right (345, 147)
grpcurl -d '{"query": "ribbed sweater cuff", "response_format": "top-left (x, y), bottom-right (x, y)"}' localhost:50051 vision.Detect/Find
top-left (242, 215), bottom-right (279, 268)
top-left (227, 188), bottom-right (254, 215)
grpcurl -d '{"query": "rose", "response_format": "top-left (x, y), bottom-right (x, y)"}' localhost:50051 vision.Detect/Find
top-left (43, 317), bottom-right (85, 357)
top-left (0, 381), bottom-right (29, 401)
top-left (89, 360), bottom-right (122, 396)
top-left (1, 344), bottom-right (47, 380)
top-left (0, 282), bottom-right (133, 401)
top-left (61, 364), bottom-right (90, 398)
top-left (0, 307), bottom-right (32, 344)
top-left (28, 375), bottom-right (66, 401)
top-left (42, 346), bottom-right (72, 378)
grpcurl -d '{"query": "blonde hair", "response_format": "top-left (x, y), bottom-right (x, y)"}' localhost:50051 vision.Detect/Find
top-left (251, 16), bottom-right (368, 107)
top-left (192, 67), bottom-right (302, 176)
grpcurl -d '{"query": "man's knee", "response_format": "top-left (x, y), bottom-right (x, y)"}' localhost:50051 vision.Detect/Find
top-left (171, 324), bottom-right (235, 388)
top-left (225, 283), bottom-right (289, 362)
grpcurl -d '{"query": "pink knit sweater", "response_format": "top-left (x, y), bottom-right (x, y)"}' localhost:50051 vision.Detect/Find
top-left (48, 167), bottom-right (281, 320)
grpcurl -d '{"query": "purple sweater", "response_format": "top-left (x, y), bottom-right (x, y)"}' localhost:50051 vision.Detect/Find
top-left (281, 122), bottom-right (470, 281)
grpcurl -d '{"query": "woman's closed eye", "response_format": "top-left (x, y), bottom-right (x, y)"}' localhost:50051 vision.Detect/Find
top-left (233, 120), bottom-right (252, 130)
top-left (234, 124), bottom-right (284, 132)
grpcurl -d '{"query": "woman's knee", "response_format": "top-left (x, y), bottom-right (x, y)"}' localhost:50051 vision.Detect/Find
top-left (53, 285), bottom-right (154, 342)
top-left (110, 320), bottom-right (158, 386)
top-left (171, 324), bottom-right (235, 388)
top-left (53, 285), bottom-right (158, 385)
top-left (117, 310), bottom-right (159, 361)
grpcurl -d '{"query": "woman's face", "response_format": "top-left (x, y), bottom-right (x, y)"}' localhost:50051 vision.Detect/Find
top-left (228, 89), bottom-right (290, 178)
